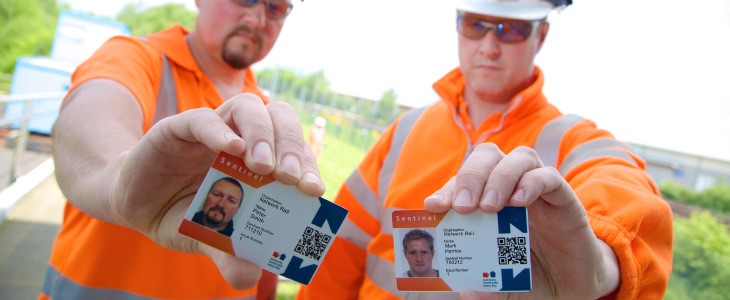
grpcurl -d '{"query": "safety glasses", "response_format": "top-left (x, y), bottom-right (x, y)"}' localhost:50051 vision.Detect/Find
top-left (456, 12), bottom-right (541, 43)
top-left (233, 0), bottom-right (293, 20)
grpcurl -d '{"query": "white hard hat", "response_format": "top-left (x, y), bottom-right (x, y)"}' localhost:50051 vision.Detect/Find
top-left (315, 116), bottom-right (326, 127)
top-left (454, 0), bottom-right (570, 21)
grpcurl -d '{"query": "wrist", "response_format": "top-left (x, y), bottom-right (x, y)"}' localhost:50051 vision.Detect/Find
top-left (597, 239), bottom-right (620, 297)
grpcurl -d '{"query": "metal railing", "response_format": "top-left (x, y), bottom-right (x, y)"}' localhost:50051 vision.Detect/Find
top-left (0, 92), bottom-right (66, 184)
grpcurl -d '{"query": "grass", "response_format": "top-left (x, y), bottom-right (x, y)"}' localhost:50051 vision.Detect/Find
top-left (276, 280), bottom-right (302, 300)
top-left (273, 123), bottom-right (369, 299)
top-left (310, 124), bottom-right (369, 201)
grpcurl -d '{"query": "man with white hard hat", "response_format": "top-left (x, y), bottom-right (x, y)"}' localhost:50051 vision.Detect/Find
top-left (298, 0), bottom-right (673, 299)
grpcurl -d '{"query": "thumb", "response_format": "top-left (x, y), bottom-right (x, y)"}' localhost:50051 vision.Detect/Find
top-left (203, 245), bottom-right (263, 290)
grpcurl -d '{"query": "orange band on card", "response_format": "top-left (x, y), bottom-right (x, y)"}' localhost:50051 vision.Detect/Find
top-left (179, 219), bottom-right (235, 255)
top-left (396, 278), bottom-right (452, 291)
top-left (212, 152), bottom-right (275, 188)
top-left (392, 210), bottom-right (446, 228)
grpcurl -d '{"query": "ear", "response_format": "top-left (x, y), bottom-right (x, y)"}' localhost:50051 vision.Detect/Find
top-left (536, 21), bottom-right (550, 52)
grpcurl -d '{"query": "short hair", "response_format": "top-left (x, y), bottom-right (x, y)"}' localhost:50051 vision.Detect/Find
top-left (402, 229), bottom-right (435, 254)
top-left (211, 177), bottom-right (244, 207)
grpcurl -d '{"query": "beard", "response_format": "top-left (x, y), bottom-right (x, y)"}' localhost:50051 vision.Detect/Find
top-left (222, 24), bottom-right (263, 69)
top-left (204, 207), bottom-right (226, 226)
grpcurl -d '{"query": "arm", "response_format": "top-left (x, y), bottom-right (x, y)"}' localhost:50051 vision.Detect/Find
top-left (52, 79), bottom-right (324, 289)
top-left (425, 143), bottom-right (622, 299)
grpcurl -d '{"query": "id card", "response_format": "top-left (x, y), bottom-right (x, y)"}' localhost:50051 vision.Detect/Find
top-left (179, 152), bottom-right (348, 285)
top-left (392, 208), bottom-right (531, 292)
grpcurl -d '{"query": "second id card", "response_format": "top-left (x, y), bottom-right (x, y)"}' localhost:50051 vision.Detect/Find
top-left (179, 152), bottom-right (348, 285)
top-left (392, 208), bottom-right (531, 292)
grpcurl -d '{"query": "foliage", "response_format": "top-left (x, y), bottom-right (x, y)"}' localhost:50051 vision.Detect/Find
top-left (660, 180), bottom-right (730, 215)
top-left (659, 180), bottom-right (695, 202)
top-left (374, 88), bottom-right (398, 125)
top-left (0, 0), bottom-right (60, 73)
top-left (668, 212), bottom-right (730, 298)
top-left (116, 3), bottom-right (196, 36)
top-left (257, 69), bottom-right (334, 104)
top-left (696, 183), bottom-right (730, 214)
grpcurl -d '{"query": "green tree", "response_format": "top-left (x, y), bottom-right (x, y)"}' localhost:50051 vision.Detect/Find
top-left (374, 88), bottom-right (397, 125)
top-left (116, 3), bottom-right (196, 36)
top-left (0, 0), bottom-right (60, 73)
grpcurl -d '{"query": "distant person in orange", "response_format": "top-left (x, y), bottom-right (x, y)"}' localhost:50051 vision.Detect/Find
top-left (193, 177), bottom-right (244, 237)
top-left (308, 116), bottom-right (327, 160)
top-left (402, 229), bottom-right (439, 278)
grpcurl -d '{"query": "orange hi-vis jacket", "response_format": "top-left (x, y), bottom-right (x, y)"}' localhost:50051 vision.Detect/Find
top-left (298, 67), bottom-right (673, 300)
top-left (41, 25), bottom-right (273, 299)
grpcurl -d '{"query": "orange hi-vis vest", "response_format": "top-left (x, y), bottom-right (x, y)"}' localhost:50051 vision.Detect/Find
top-left (41, 25), bottom-right (273, 299)
top-left (298, 67), bottom-right (673, 300)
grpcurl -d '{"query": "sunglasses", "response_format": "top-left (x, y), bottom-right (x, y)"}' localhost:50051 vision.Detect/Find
top-left (233, 0), bottom-right (293, 20)
top-left (456, 13), bottom-right (541, 43)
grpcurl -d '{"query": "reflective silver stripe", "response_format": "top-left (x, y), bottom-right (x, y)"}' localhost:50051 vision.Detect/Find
top-left (345, 170), bottom-right (380, 220)
top-left (366, 254), bottom-right (406, 298)
top-left (338, 218), bottom-right (372, 250)
top-left (42, 265), bottom-right (256, 299)
top-left (533, 114), bottom-right (584, 168)
top-left (561, 148), bottom-right (637, 175)
top-left (380, 207), bottom-right (399, 235)
top-left (559, 138), bottom-right (638, 175)
top-left (379, 107), bottom-right (427, 199)
top-left (151, 54), bottom-right (178, 126)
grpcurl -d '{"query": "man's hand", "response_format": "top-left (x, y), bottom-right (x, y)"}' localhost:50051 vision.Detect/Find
top-left (53, 79), bottom-right (324, 289)
top-left (424, 143), bottom-right (619, 299)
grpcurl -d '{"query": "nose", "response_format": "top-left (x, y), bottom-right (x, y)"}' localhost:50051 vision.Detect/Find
top-left (477, 30), bottom-right (501, 59)
top-left (243, 2), bottom-right (267, 29)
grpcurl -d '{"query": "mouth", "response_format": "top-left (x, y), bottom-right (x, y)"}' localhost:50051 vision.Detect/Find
top-left (207, 207), bottom-right (226, 218)
top-left (233, 30), bottom-right (259, 44)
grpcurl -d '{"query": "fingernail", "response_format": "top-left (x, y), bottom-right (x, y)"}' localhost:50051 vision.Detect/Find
top-left (301, 172), bottom-right (320, 185)
top-left (511, 188), bottom-right (525, 204)
top-left (224, 131), bottom-right (241, 142)
top-left (280, 154), bottom-right (301, 179)
top-left (484, 189), bottom-right (498, 208)
top-left (454, 189), bottom-right (472, 208)
top-left (252, 142), bottom-right (273, 167)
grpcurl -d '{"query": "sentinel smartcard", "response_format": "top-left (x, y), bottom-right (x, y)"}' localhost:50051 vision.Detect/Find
top-left (179, 152), bottom-right (348, 285)
top-left (392, 209), bottom-right (531, 292)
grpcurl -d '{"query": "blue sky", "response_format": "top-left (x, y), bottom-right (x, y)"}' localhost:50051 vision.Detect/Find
top-left (60, 0), bottom-right (730, 162)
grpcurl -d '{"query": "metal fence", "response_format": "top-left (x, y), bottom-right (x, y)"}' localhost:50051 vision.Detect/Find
top-left (0, 92), bottom-right (65, 184)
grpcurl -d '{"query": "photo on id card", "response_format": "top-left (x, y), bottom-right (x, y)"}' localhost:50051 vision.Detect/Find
top-left (392, 208), bottom-right (532, 292)
top-left (179, 152), bottom-right (348, 285)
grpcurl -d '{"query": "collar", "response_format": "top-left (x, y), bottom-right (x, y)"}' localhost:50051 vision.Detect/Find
top-left (432, 65), bottom-right (549, 132)
top-left (146, 25), bottom-right (201, 74)
top-left (144, 25), bottom-right (269, 104)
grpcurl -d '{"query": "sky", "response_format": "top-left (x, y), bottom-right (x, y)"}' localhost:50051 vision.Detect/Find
top-left (59, 0), bottom-right (730, 162)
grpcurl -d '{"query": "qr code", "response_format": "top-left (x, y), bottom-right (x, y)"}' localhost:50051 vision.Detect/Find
top-left (497, 237), bottom-right (528, 265)
top-left (294, 226), bottom-right (332, 261)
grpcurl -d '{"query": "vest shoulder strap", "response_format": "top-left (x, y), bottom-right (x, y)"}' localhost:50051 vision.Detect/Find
top-left (150, 54), bottom-right (178, 126)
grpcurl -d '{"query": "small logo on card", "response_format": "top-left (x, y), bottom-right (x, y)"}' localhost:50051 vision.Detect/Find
top-left (272, 251), bottom-right (287, 261)
top-left (482, 270), bottom-right (498, 288)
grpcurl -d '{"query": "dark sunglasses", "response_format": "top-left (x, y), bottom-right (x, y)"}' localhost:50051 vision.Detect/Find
top-left (233, 0), bottom-right (293, 20)
top-left (456, 13), bottom-right (541, 43)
